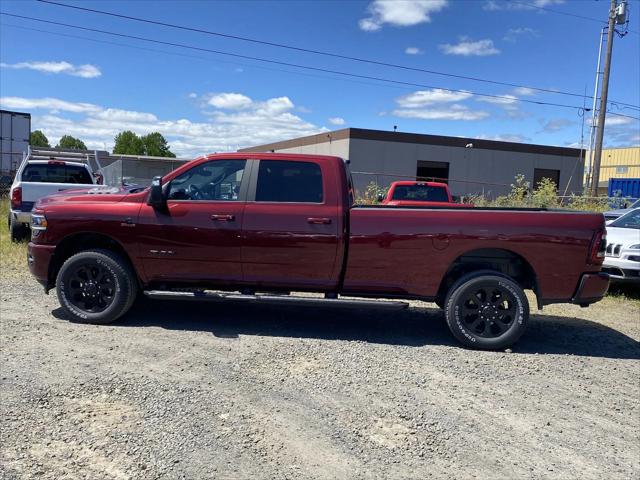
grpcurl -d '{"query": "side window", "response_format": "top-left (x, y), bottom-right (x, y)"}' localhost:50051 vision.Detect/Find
top-left (255, 160), bottom-right (323, 203)
top-left (167, 160), bottom-right (246, 201)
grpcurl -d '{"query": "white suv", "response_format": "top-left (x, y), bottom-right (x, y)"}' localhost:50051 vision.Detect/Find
top-left (9, 160), bottom-right (97, 241)
top-left (602, 208), bottom-right (640, 283)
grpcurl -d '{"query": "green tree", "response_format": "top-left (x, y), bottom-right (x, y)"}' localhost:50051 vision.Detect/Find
top-left (56, 135), bottom-right (87, 150)
top-left (141, 132), bottom-right (176, 158)
top-left (30, 130), bottom-right (50, 147)
top-left (113, 130), bottom-right (145, 155)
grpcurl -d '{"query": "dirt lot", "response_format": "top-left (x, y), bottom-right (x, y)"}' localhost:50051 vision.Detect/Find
top-left (1, 269), bottom-right (639, 480)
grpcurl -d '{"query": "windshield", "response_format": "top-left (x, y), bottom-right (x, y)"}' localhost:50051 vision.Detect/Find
top-left (391, 184), bottom-right (449, 202)
top-left (630, 199), bottom-right (640, 209)
top-left (610, 209), bottom-right (640, 229)
top-left (22, 164), bottom-right (92, 184)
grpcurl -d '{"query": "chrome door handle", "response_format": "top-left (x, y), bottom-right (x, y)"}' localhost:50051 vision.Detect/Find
top-left (211, 214), bottom-right (235, 221)
top-left (307, 217), bottom-right (331, 224)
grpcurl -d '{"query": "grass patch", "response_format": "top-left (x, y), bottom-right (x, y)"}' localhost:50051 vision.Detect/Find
top-left (0, 196), bottom-right (28, 277)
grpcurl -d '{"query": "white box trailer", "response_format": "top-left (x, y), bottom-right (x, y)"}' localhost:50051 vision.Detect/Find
top-left (1, 109), bottom-right (31, 176)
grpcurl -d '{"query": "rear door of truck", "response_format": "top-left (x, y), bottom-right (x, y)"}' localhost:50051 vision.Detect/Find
top-left (241, 157), bottom-right (342, 289)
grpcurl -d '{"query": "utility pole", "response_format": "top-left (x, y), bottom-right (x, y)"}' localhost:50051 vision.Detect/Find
top-left (585, 26), bottom-right (606, 191)
top-left (590, 0), bottom-right (627, 196)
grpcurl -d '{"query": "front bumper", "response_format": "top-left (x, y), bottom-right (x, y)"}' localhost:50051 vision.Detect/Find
top-left (571, 272), bottom-right (610, 306)
top-left (602, 256), bottom-right (640, 283)
top-left (27, 242), bottom-right (56, 290)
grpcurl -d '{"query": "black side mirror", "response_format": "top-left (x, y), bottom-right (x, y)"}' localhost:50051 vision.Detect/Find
top-left (377, 193), bottom-right (385, 202)
top-left (147, 176), bottom-right (166, 208)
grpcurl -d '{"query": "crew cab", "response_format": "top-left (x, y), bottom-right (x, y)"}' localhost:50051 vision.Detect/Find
top-left (27, 153), bottom-right (609, 349)
top-left (9, 159), bottom-right (98, 241)
top-left (379, 180), bottom-right (468, 208)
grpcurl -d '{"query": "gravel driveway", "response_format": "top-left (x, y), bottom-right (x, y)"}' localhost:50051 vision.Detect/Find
top-left (1, 273), bottom-right (639, 480)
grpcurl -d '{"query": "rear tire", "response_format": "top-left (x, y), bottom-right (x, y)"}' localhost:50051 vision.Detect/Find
top-left (444, 271), bottom-right (529, 350)
top-left (9, 215), bottom-right (29, 242)
top-left (56, 249), bottom-right (138, 324)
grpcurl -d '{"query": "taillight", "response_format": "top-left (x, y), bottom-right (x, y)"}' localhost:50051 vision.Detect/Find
top-left (588, 229), bottom-right (606, 265)
top-left (10, 187), bottom-right (22, 210)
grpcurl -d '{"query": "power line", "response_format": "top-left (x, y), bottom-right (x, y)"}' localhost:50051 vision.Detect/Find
top-left (512, 0), bottom-right (639, 35)
top-left (2, 12), bottom-right (639, 122)
top-left (35, 0), bottom-right (640, 110)
top-left (0, 22), bottom-right (433, 92)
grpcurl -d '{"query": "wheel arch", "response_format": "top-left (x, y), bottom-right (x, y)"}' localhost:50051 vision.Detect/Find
top-left (48, 232), bottom-right (140, 288)
top-left (436, 248), bottom-right (539, 306)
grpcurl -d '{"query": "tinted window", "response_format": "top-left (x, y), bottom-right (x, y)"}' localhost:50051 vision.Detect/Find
top-left (391, 184), bottom-right (449, 202)
top-left (167, 160), bottom-right (246, 201)
top-left (22, 164), bottom-right (93, 184)
top-left (255, 160), bottom-right (323, 203)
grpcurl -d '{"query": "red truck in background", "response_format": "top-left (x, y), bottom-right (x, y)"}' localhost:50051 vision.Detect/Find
top-left (379, 180), bottom-right (469, 208)
top-left (27, 153), bottom-right (609, 350)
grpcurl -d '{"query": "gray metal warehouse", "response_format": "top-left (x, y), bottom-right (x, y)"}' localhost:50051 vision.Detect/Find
top-left (240, 128), bottom-right (584, 199)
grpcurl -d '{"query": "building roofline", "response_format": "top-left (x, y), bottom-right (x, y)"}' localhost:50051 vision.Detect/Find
top-left (0, 109), bottom-right (32, 117)
top-left (239, 127), bottom-right (583, 157)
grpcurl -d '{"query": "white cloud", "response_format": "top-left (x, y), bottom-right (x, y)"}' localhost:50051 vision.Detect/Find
top-left (439, 38), bottom-right (500, 56)
top-left (477, 94), bottom-right (518, 106)
top-left (93, 108), bottom-right (158, 123)
top-left (405, 47), bottom-right (423, 55)
top-left (0, 61), bottom-right (101, 78)
top-left (541, 118), bottom-right (573, 132)
top-left (207, 92), bottom-right (253, 110)
top-left (392, 104), bottom-right (489, 121)
top-left (0, 96), bottom-right (101, 113)
top-left (0, 94), bottom-right (326, 157)
top-left (605, 116), bottom-right (633, 126)
top-left (477, 133), bottom-right (531, 143)
top-left (328, 117), bottom-right (346, 126)
top-left (483, 0), bottom-right (564, 11)
top-left (503, 27), bottom-right (539, 42)
top-left (513, 87), bottom-right (536, 96)
top-left (187, 92), bottom-right (198, 99)
top-left (359, 0), bottom-right (448, 31)
top-left (397, 89), bottom-right (473, 107)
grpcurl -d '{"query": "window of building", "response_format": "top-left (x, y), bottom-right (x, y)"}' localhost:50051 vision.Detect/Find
top-left (533, 168), bottom-right (560, 189)
top-left (417, 161), bottom-right (449, 183)
top-left (616, 166), bottom-right (629, 174)
top-left (255, 160), bottom-right (323, 203)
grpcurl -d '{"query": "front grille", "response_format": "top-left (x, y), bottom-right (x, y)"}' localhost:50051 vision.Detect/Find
top-left (605, 243), bottom-right (623, 257)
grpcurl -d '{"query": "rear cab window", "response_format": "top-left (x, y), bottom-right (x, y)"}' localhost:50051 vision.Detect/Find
top-left (21, 163), bottom-right (93, 184)
top-left (392, 184), bottom-right (448, 202)
top-left (255, 160), bottom-right (323, 203)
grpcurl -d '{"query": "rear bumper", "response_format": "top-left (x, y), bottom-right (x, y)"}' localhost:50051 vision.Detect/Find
top-left (10, 209), bottom-right (32, 225)
top-left (571, 272), bottom-right (610, 305)
top-left (27, 242), bottom-right (56, 290)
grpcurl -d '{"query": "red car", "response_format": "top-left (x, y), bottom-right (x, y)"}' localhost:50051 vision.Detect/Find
top-left (379, 181), bottom-right (469, 208)
top-left (28, 153), bottom-right (609, 349)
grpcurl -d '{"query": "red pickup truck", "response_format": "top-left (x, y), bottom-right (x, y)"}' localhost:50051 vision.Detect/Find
top-left (28, 153), bottom-right (609, 349)
top-left (379, 180), bottom-right (468, 208)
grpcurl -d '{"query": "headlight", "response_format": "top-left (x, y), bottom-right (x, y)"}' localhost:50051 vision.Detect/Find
top-left (630, 244), bottom-right (640, 250)
top-left (31, 214), bottom-right (48, 231)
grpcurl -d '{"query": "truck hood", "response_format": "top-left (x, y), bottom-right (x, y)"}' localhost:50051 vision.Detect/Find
top-left (35, 185), bottom-right (146, 208)
top-left (606, 226), bottom-right (640, 248)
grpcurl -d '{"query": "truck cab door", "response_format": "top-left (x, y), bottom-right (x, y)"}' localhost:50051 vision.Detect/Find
top-left (137, 159), bottom-right (248, 286)
top-left (241, 159), bottom-right (342, 290)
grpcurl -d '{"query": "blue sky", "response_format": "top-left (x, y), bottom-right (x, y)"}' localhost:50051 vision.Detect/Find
top-left (1, 0), bottom-right (639, 157)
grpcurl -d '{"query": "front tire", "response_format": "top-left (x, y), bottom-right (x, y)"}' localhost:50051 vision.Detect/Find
top-left (56, 249), bottom-right (138, 324)
top-left (444, 272), bottom-right (529, 350)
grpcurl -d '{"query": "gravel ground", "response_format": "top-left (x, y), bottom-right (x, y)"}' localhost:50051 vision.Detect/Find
top-left (1, 272), bottom-right (639, 480)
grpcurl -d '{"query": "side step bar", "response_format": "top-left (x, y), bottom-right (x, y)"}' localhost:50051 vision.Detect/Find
top-left (143, 290), bottom-right (409, 310)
